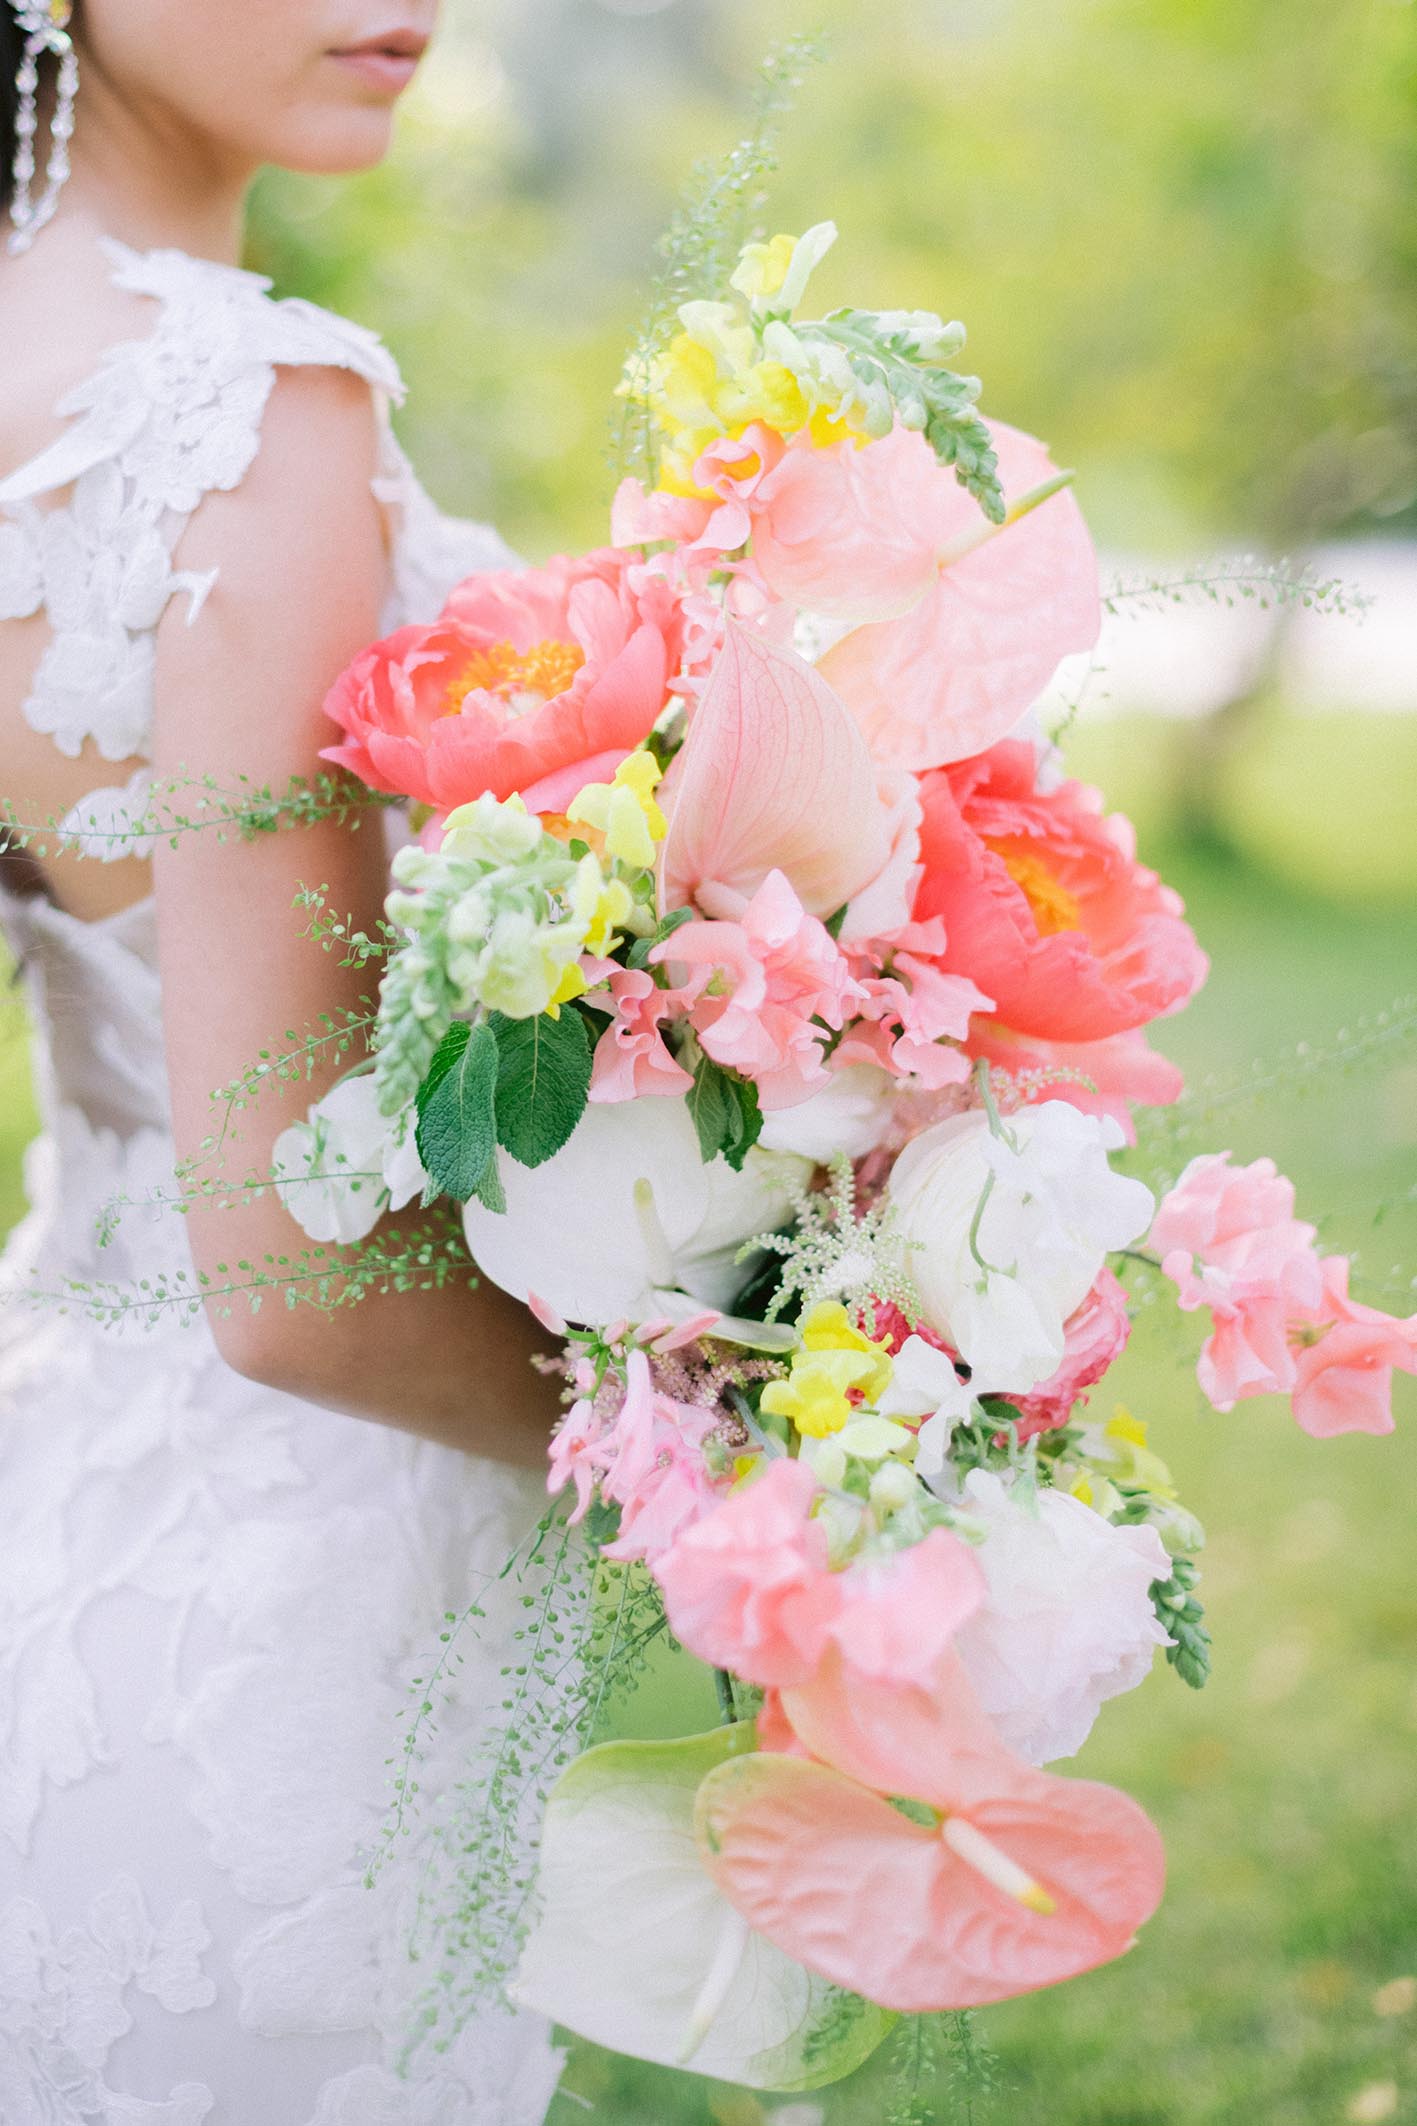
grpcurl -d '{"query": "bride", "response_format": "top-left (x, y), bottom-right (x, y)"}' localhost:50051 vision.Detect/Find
top-left (0, 3), bottom-right (571, 2118)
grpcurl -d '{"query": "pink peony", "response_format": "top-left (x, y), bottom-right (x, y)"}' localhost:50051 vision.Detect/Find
top-left (1289, 1256), bottom-right (1417, 1440)
top-left (696, 1648), bottom-right (1166, 2011)
top-left (587, 969), bottom-right (693, 1104)
top-left (910, 741), bottom-right (1209, 1049)
top-left (814, 421), bottom-right (1101, 770)
top-left (1009, 1268), bottom-right (1133, 1442)
top-left (320, 550), bottom-right (685, 815)
top-left (654, 869), bottom-right (861, 1109)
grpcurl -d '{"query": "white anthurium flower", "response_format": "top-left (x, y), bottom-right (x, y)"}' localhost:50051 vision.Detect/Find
top-left (462, 1094), bottom-right (809, 1328)
top-left (886, 1101), bottom-right (1154, 1395)
top-left (875, 1334), bottom-right (982, 1482)
top-left (271, 1075), bottom-right (428, 1246)
top-left (758, 1063), bottom-right (898, 1164)
top-left (954, 1469), bottom-right (1172, 1765)
top-left (511, 1726), bottom-right (893, 2090)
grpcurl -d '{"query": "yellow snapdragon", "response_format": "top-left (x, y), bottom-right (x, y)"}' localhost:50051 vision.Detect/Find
top-left (567, 749), bottom-right (668, 871)
top-left (760, 1302), bottom-right (896, 1440)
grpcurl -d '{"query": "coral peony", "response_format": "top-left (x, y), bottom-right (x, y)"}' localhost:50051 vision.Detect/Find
top-left (697, 1647), bottom-right (1166, 2011)
top-left (321, 550), bottom-right (685, 816)
top-left (909, 741), bottom-right (1208, 1049)
top-left (814, 421), bottom-right (1100, 769)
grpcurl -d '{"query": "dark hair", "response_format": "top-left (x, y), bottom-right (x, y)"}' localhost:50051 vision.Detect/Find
top-left (1, 10), bottom-right (20, 214)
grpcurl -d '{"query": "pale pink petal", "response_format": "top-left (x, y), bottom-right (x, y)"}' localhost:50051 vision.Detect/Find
top-left (660, 624), bottom-right (893, 920)
top-left (818, 422), bottom-right (1101, 770)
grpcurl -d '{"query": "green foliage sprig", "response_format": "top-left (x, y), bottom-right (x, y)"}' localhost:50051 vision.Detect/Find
top-left (1104, 557), bottom-right (1372, 618)
top-left (1151, 1554), bottom-right (1212, 1690)
top-left (791, 308), bottom-right (1003, 519)
top-left (616, 33), bottom-right (827, 484)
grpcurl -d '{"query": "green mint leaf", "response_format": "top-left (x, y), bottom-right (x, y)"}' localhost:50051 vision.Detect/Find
top-left (414, 1019), bottom-right (470, 1120)
top-left (688, 1051), bottom-right (764, 1172)
top-left (415, 1019), bottom-right (499, 1203)
top-left (489, 1008), bottom-right (593, 1169)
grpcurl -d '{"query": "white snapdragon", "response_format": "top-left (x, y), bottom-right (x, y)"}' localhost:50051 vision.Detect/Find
top-left (761, 321), bottom-right (895, 438)
top-left (954, 1470), bottom-right (1172, 1764)
top-left (461, 1093), bottom-right (810, 1327)
top-left (875, 1334), bottom-right (981, 1480)
top-left (886, 1101), bottom-right (1154, 1394)
top-left (272, 1075), bottom-right (428, 1246)
top-left (376, 794), bottom-right (624, 1114)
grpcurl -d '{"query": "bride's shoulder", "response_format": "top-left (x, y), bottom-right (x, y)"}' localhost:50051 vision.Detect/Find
top-left (0, 222), bottom-right (403, 513)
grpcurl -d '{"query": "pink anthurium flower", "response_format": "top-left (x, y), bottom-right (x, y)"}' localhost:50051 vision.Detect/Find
top-left (695, 1651), bottom-right (1165, 2012)
top-left (816, 421), bottom-right (1101, 771)
top-left (659, 623), bottom-right (895, 922)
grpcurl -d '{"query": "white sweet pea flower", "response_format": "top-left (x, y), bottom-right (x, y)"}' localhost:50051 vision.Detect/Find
top-left (757, 1063), bottom-right (898, 1163)
top-left (876, 1334), bottom-right (981, 1481)
top-left (886, 1101), bottom-right (1154, 1394)
top-left (462, 1094), bottom-right (809, 1328)
top-left (954, 1469), bottom-right (1172, 1764)
top-left (271, 1075), bottom-right (428, 1246)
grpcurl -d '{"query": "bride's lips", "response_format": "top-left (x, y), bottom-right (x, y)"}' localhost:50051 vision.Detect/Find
top-left (327, 28), bottom-right (429, 93)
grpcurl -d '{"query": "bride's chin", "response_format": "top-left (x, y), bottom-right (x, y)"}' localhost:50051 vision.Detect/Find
top-left (268, 110), bottom-right (402, 177)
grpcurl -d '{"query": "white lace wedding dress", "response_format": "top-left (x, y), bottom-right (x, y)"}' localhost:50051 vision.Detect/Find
top-left (0, 240), bottom-right (566, 2125)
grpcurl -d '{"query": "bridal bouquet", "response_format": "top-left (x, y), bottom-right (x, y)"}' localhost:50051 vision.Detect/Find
top-left (276, 225), bottom-right (1413, 2093)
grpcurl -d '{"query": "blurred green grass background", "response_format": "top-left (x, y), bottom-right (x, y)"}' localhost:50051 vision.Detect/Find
top-left (5, 0), bottom-right (1417, 2118)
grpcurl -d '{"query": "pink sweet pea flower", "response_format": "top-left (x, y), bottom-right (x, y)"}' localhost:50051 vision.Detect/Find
top-left (588, 969), bottom-right (694, 1104)
top-left (1152, 1153), bottom-right (1324, 1409)
top-left (653, 1457), bottom-right (986, 1690)
top-left (695, 1649), bottom-right (1166, 2012)
top-left (1009, 1268), bottom-right (1133, 1442)
top-left (747, 423), bottom-right (955, 623)
top-left (1289, 1257), bottom-right (1417, 1439)
top-left (839, 949), bottom-right (992, 1091)
top-left (320, 550), bottom-right (685, 816)
top-left (653, 1458), bottom-right (832, 1687)
top-left (911, 741), bottom-right (1209, 1049)
top-left (814, 421), bottom-right (1101, 770)
top-left (659, 624), bottom-right (897, 922)
top-left (655, 869), bottom-right (861, 1109)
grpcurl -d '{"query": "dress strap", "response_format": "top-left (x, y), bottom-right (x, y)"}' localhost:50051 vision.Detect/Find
top-left (0, 236), bottom-right (406, 774)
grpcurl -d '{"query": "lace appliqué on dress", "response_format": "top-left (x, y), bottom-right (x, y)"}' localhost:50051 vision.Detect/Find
top-left (0, 239), bottom-right (403, 767)
top-left (0, 1873), bottom-right (216, 2123)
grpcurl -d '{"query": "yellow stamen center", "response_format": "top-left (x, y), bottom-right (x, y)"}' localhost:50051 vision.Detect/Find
top-left (987, 841), bottom-right (1082, 936)
top-left (942, 1814), bottom-right (1057, 1916)
top-left (443, 637), bottom-right (585, 716)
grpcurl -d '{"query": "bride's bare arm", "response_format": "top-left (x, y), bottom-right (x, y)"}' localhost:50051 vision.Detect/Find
top-left (152, 367), bottom-right (557, 1468)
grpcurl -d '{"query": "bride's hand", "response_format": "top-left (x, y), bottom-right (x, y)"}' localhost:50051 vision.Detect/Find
top-left (151, 364), bottom-right (555, 1466)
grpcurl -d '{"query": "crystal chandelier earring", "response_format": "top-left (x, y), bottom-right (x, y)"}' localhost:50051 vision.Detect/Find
top-left (7, 0), bottom-right (78, 256)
